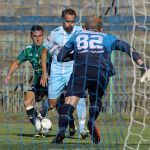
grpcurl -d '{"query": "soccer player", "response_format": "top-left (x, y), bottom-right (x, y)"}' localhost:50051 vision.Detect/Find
top-left (53, 15), bottom-right (149, 144)
top-left (40, 8), bottom-right (89, 139)
top-left (3, 25), bottom-right (50, 137)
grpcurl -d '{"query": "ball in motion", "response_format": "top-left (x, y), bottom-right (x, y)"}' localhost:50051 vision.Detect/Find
top-left (35, 118), bottom-right (52, 134)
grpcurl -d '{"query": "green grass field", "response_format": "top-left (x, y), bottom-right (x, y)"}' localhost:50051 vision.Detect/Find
top-left (0, 111), bottom-right (150, 150)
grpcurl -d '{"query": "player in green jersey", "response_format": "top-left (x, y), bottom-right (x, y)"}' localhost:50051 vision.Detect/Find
top-left (3, 25), bottom-right (51, 137)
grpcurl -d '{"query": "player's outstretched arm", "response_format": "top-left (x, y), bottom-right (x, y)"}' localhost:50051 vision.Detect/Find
top-left (3, 60), bottom-right (20, 85)
top-left (126, 48), bottom-right (150, 83)
top-left (40, 47), bottom-right (48, 87)
top-left (127, 48), bottom-right (150, 83)
top-left (57, 47), bottom-right (74, 62)
top-left (112, 40), bottom-right (150, 83)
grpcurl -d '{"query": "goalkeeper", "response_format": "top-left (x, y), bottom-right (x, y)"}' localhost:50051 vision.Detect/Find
top-left (53, 15), bottom-right (149, 144)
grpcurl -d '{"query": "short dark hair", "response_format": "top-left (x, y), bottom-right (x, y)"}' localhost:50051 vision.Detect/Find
top-left (61, 8), bottom-right (76, 19)
top-left (31, 25), bottom-right (43, 34)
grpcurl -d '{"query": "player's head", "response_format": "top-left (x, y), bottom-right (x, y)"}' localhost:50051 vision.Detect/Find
top-left (84, 15), bottom-right (102, 32)
top-left (31, 25), bottom-right (43, 47)
top-left (62, 8), bottom-right (76, 33)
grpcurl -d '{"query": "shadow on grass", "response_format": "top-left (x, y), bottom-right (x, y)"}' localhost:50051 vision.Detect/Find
top-left (16, 133), bottom-right (56, 138)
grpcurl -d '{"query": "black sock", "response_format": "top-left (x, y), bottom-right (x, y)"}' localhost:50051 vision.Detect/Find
top-left (68, 114), bottom-right (75, 129)
top-left (56, 93), bottom-right (65, 110)
top-left (26, 106), bottom-right (37, 126)
top-left (88, 105), bottom-right (100, 125)
top-left (39, 100), bottom-right (49, 117)
top-left (58, 104), bottom-right (75, 135)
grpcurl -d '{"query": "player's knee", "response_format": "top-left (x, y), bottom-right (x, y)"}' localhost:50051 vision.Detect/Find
top-left (49, 99), bottom-right (57, 109)
top-left (58, 104), bottom-right (75, 120)
top-left (24, 99), bottom-right (33, 107)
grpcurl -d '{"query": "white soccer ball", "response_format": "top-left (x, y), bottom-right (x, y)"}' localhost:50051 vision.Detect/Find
top-left (35, 118), bottom-right (52, 134)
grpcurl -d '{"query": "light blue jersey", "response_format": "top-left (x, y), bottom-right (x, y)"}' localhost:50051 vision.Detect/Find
top-left (43, 25), bottom-right (87, 134)
top-left (43, 26), bottom-right (82, 98)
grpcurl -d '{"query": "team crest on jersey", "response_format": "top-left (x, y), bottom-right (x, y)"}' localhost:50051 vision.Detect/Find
top-left (25, 45), bottom-right (32, 49)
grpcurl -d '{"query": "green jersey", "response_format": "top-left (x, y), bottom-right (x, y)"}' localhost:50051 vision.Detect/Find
top-left (17, 44), bottom-right (51, 84)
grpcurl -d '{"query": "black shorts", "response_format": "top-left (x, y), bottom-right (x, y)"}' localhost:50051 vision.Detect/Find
top-left (66, 65), bottom-right (109, 100)
top-left (28, 83), bottom-right (48, 102)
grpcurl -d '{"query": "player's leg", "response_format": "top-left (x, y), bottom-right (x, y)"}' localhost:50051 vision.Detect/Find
top-left (23, 90), bottom-right (37, 126)
top-left (63, 68), bottom-right (78, 136)
top-left (38, 92), bottom-right (65, 119)
top-left (56, 92), bottom-right (76, 136)
top-left (47, 64), bottom-right (66, 109)
top-left (48, 66), bottom-right (76, 136)
top-left (32, 84), bottom-right (49, 138)
top-left (52, 73), bottom-right (86, 143)
top-left (37, 85), bottom-right (49, 119)
top-left (87, 90), bottom-right (101, 144)
top-left (76, 98), bottom-right (89, 139)
top-left (87, 72), bottom-right (109, 144)
top-left (52, 96), bottom-right (79, 143)
top-left (37, 98), bottom-right (49, 119)
top-left (56, 92), bottom-right (65, 110)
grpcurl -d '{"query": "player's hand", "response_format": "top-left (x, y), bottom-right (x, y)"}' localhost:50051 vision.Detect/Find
top-left (40, 73), bottom-right (48, 87)
top-left (140, 69), bottom-right (150, 83)
top-left (3, 75), bottom-right (11, 86)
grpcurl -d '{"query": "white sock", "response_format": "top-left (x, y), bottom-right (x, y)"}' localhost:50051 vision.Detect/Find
top-left (76, 98), bottom-right (86, 133)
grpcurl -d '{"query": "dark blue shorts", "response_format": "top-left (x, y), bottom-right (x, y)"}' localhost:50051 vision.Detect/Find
top-left (66, 65), bottom-right (109, 100)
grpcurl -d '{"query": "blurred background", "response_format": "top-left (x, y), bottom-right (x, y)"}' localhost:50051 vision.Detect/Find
top-left (0, 0), bottom-right (150, 149)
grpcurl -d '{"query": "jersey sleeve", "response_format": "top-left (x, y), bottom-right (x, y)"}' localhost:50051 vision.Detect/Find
top-left (103, 34), bottom-right (118, 52)
top-left (57, 34), bottom-right (75, 62)
top-left (111, 40), bottom-right (142, 62)
top-left (43, 32), bottom-right (54, 50)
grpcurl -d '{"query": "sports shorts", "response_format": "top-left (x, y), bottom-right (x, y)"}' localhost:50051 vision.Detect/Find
top-left (28, 83), bottom-right (48, 102)
top-left (66, 64), bottom-right (109, 100)
top-left (48, 62), bottom-right (73, 99)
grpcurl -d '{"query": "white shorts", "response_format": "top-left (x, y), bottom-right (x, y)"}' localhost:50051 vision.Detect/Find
top-left (48, 61), bottom-right (73, 99)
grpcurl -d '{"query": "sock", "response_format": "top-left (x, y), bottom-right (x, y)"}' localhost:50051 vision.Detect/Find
top-left (56, 93), bottom-right (65, 110)
top-left (68, 114), bottom-right (75, 129)
top-left (58, 104), bottom-right (75, 135)
top-left (88, 105), bottom-right (100, 126)
top-left (76, 98), bottom-right (86, 133)
top-left (39, 98), bottom-right (49, 118)
top-left (26, 106), bottom-right (37, 126)
top-left (88, 95), bottom-right (102, 126)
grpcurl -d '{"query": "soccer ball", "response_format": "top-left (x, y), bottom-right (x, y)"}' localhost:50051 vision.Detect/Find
top-left (35, 118), bottom-right (52, 134)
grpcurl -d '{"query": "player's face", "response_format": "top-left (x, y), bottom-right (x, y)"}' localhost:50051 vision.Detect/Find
top-left (63, 14), bottom-right (76, 33)
top-left (31, 30), bottom-right (43, 47)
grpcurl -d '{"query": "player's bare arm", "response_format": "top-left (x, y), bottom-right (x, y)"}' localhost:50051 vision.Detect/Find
top-left (40, 47), bottom-right (48, 87)
top-left (3, 60), bottom-right (20, 85)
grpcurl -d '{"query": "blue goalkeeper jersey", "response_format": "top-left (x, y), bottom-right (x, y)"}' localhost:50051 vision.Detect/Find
top-left (57, 30), bottom-right (133, 76)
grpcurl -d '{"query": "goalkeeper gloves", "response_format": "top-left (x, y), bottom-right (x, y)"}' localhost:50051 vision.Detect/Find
top-left (139, 63), bottom-right (150, 83)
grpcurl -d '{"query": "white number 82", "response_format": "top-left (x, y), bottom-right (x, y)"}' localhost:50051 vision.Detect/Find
top-left (76, 34), bottom-right (103, 50)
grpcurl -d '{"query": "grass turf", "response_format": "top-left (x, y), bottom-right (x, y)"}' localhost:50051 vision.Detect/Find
top-left (0, 111), bottom-right (150, 150)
